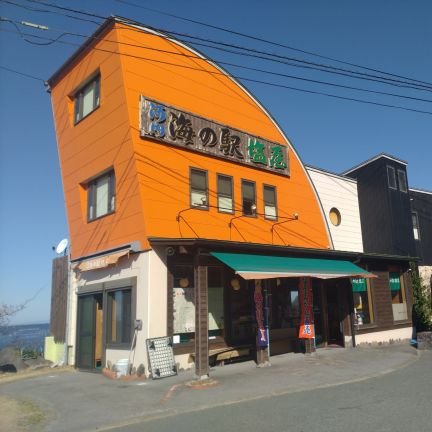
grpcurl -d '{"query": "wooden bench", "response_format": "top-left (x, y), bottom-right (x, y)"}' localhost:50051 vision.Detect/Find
top-left (191, 346), bottom-right (251, 366)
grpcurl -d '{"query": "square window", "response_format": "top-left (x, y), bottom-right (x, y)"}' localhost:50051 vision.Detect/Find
top-left (190, 169), bottom-right (208, 209)
top-left (87, 170), bottom-right (115, 221)
top-left (242, 180), bottom-right (256, 216)
top-left (387, 166), bottom-right (397, 189)
top-left (217, 174), bottom-right (233, 213)
top-left (264, 185), bottom-right (277, 220)
top-left (74, 74), bottom-right (100, 124)
top-left (107, 288), bottom-right (132, 345)
top-left (397, 169), bottom-right (408, 193)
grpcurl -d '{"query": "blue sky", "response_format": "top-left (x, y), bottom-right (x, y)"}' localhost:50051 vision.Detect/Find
top-left (1, 0), bottom-right (431, 325)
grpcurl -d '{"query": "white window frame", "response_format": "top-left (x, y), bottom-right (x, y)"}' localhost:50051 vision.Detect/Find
top-left (397, 169), bottom-right (408, 193)
top-left (387, 166), bottom-right (397, 190)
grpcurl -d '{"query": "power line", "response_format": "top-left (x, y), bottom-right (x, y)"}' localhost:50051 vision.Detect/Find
top-left (6, 0), bottom-right (432, 92)
top-left (5, 20), bottom-right (431, 105)
top-left (12, 29), bottom-right (432, 116)
top-left (0, 64), bottom-right (45, 82)
top-left (1, 0), bottom-right (101, 24)
top-left (2, 18), bottom-right (432, 115)
top-left (115, 0), bottom-right (432, 89)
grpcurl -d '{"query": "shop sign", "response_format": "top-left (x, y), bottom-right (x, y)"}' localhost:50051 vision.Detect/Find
top-left (140, 96), bottom-right (289, 176)
top-left (389, 272), bottom-right (401, 291)
top-left (351, 277), bottom-right (367, 292)
top-left (298, 277), bottom-right (315, 339)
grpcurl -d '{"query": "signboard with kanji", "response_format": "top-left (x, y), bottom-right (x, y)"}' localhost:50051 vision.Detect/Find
top-left (140, 96), bottom-right (289, 176)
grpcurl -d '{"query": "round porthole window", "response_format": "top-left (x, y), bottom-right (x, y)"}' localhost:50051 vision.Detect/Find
top-left (329, 207), bottom-right (342, 226)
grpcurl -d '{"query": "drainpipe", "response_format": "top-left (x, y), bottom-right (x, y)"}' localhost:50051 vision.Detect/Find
top-left (63, 253), bottom-right (71, 366)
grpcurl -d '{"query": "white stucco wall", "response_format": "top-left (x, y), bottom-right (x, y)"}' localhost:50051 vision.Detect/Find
top-left (355, 327), bottom-right (412, 345)
top-left (68, 249), bottom-right (168, 377)
top-left (307, 167), bottom-right (364, 253)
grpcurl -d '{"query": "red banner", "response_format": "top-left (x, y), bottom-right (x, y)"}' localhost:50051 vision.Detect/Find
top-left (298, 277), bottom-right (315, 339)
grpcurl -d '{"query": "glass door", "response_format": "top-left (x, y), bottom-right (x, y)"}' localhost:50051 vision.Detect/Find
top-left (77, 294), bottom-right (102, 369)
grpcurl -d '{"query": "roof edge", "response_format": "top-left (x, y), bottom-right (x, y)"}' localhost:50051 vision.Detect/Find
top-left (410, 187), bottom-right (432, 195)
top-left (342, 153), bottom-right (408, 176)
top-left (47, 17), bottom-right (116, 87)
top-left (306, 164), bottom-right (357, 184)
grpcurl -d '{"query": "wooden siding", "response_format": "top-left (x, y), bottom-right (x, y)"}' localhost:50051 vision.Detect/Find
top-left (346, 157), bottom-right (415, 257)
top-left (50, 256), bottom-right (68, 343)
top-left (410, 190), bottom-right (432, 265)
top-left (370, 271), bottom-right (394, 327)
top-left (307, 168), bottom-right (363, 252)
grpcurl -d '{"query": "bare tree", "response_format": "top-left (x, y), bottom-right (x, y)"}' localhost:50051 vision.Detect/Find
top-left (0, 303), bottom-right (28, 331)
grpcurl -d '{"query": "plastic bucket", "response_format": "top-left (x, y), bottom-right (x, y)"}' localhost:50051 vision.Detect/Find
top-left (115, 359), bottom-right (129, 377)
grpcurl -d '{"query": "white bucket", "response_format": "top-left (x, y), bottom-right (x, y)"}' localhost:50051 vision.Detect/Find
top-left (115, 359), bottom-right (129, 378)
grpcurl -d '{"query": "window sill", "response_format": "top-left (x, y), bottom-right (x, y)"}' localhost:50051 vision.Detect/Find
top-left (106, 343), bottom-right (130, 350)
top-left (87, 210), bottom-right (115, 223)
top-left (74, 104), bottom-right (100, 126)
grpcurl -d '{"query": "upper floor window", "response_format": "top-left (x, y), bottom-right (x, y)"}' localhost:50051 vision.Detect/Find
top-left (397, 169), bottom-right (408, 192)
top-left (412, 212), bottom-right (420, 240)
top-left (74, 74), bottom-right (100, 124)
top-left (387, 166), bottom-right (397, 190)
top-left (242, 180), bottom-right (256, 216)
top-left (190, 168), bottom-right (208, 209)
top-left (217, 174), bottom-right (233, 213)
top-left (87, 170), bottom-right (115, 221)
top-left (263, 185), bottom-right (277, 220)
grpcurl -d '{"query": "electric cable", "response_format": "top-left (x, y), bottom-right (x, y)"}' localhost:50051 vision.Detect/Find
top-left (5, 1), bottom-right (432, 92)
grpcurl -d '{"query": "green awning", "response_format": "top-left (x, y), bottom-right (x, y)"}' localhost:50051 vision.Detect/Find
top-left (211, 252), bottom-right (375, 280)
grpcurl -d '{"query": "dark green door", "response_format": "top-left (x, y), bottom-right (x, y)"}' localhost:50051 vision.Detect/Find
top-left (77, 295), bottom-right (97, 369)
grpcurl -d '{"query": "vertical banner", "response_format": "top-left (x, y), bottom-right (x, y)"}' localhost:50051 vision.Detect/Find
top-left (254, 280), bottom-right (268, 347)
top-left (298, 277), bottom-right (315, 339)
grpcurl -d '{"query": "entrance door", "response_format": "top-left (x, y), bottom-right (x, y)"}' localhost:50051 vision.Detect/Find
top-left (326, 286), bottom-right (343, 346)
top-left (77, 294), bottom-right (103, 369)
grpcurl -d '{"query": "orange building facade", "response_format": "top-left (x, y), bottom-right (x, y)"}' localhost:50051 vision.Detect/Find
top-left (49, 18), bottom-right (409, 379)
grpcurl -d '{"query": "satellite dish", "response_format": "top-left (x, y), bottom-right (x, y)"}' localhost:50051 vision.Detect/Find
top-left (55, 238), bottom-right (69, 255)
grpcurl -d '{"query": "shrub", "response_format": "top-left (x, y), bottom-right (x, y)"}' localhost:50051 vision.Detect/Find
top-left (411, 262), bottom-right (432, 332)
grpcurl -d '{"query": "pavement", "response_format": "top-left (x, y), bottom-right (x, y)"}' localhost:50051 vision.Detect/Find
top-left (0, 342), bottom-right (421, 432)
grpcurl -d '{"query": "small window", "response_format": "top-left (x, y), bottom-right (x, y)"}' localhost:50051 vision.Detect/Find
top-left (412, 212), bottom-right (420, 240)
top-left (387, 166), bottom-right (397, 190)
top-left (190, 168), bottom-right (208, 209)
top-left (87, 170), bottom-right (115, 221)
top-left (74, 74), bottom-right (100, 124)
top-left (217, 174), bottom-right (233, 213)
top-left (264, 185), bottom-right (277, 220)
top-left (397, 169), bottom-right (408, 193)
top-left (241, 180), bottom-right (256, 216)
top-left (329, 207), bottom-right (342, 226)
top-left (107, 288), bottom-right (132, 345)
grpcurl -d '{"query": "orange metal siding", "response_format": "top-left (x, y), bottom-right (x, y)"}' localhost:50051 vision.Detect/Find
top-left (50, 22), bottom-right (330, 260)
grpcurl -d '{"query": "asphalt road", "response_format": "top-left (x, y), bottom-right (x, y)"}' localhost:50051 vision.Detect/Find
top-left (110, 351), bottom-right (432, 432)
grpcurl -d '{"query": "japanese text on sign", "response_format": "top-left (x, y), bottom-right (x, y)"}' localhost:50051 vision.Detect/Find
top-left (140, 96), bottom-right (289, 176)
